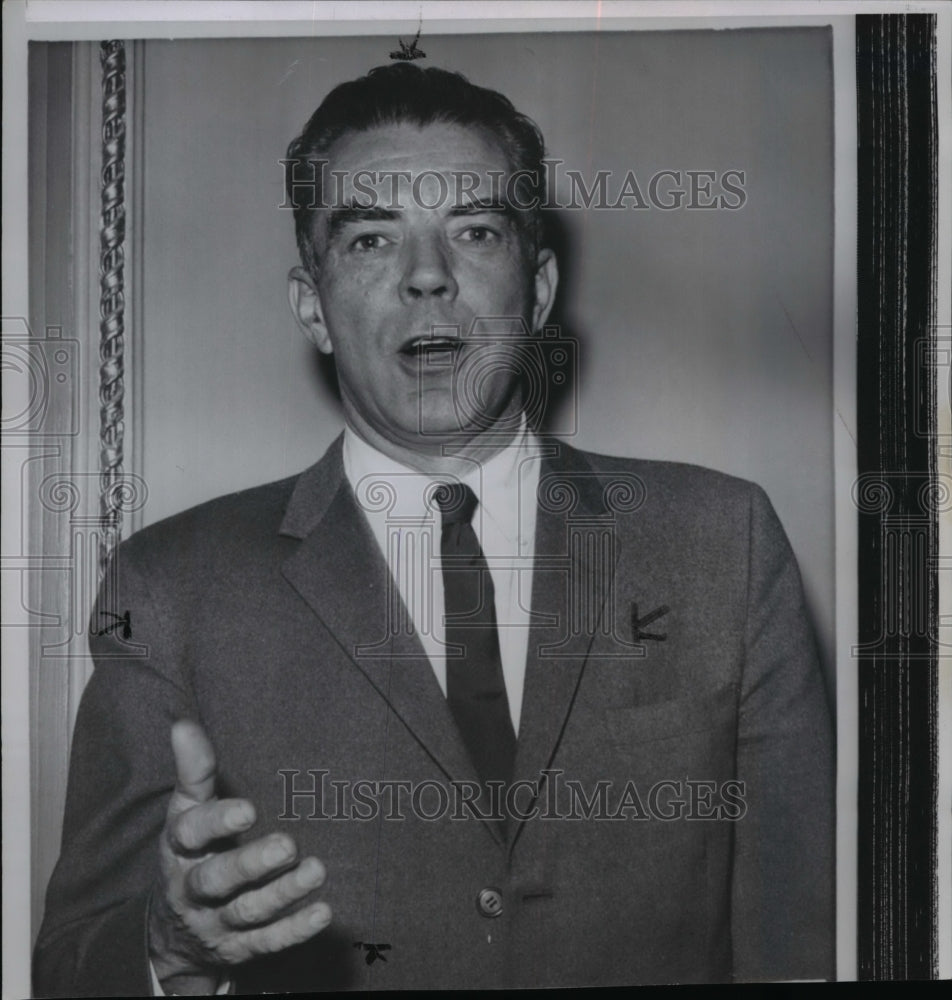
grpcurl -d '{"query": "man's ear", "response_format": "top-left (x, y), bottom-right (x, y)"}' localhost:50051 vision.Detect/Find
top-left (288, 266), bottom-right (333, 354)
top-left (531, 248), bottom-right (559, 332)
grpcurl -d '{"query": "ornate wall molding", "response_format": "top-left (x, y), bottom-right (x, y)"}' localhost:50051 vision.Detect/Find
top-left (28, 38), bottom-right (144, 943)
top-left (98, 40), bottom-right (126, 580)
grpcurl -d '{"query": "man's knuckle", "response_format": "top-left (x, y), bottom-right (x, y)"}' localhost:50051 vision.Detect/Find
top-left (235, 847), bottom-right (261, 883)
top-left (215, 937), bottom-right (249, 965)
top-left (274, 875), bottom-right (297, 907)
top-left (186, 861), bottom-right (215, 900)
top-left (261, 922), bottom-right (294, 953)
top-left (231, 892), bottom-right (261, 926)
top-left (168, 813), bottom-right (192, 851)
top-left (232, 927), bottom-right (270, 960)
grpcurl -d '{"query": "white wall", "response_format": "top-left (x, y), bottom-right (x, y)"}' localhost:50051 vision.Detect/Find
top-left (138, 29), bottom-right (834, 683)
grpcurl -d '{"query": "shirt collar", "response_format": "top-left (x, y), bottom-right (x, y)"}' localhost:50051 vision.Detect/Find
top-left (342, 421), bottom-right (538, 541)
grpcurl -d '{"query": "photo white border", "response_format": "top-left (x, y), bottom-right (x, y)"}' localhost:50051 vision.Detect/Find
top-left (3, 3), bottom-right (950, 995)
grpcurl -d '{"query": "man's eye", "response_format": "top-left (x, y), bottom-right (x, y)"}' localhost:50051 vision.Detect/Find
top-left (351, 233), bottom-right (389, 252)
top-left (458, 226), bottom-right (499, 245)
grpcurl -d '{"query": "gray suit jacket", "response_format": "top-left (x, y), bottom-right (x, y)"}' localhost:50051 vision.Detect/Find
top-left (34, 436), bottom-right (834, 993)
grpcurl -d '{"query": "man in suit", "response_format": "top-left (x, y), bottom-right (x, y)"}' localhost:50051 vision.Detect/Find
top-left (34, 64), bottom-right (834, 994)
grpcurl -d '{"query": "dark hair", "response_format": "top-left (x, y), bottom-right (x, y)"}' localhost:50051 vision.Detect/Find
top-left (285, 64), bottom-right (547, 274)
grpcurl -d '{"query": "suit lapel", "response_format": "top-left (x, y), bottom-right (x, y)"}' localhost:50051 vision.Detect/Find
top-left (512, 440), bottom-right (621, 829)
top-left (278, 435), bottom-right (621, 849)
top-left (279, 437), bottom-right (482, 795)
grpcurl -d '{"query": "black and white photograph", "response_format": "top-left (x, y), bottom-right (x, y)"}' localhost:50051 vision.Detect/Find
top-left (2, 1), bottom-right (950, 993)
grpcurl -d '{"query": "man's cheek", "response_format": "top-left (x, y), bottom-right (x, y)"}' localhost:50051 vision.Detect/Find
top-left (459, 282), bottom-right (528, 324)
top-left (322, 251), bottom-right (391, 288)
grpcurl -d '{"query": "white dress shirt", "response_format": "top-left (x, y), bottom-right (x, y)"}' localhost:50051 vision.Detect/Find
top-left (343, 423), bottom-right (541, 735)
top-left (149, 963), bottom-right (232, 996)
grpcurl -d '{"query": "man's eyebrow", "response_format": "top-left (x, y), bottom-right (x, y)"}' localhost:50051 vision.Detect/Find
top-left (327, 203), bottom-right (400, 241)
top-left (449, 199), bottom-right (512, 217)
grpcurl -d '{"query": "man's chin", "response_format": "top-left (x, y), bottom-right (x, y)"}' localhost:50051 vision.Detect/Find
top-left (410, 412), bottom-right (524, 451)
top-left (416, 381), bottom-right (522, 430)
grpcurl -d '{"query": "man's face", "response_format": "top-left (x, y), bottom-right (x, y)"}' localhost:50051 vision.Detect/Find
top-left (289, 121), bottom-right (558, 460)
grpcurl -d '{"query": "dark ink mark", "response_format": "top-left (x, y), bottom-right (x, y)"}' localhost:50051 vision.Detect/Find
top-left (353, 941), bottom-right (392, 965)
top-left (390, 25), bottom-right (426, 61)
top-left (521, 890), bottom-right (553, 901)
top-left (95, 610), bottom-right (132, 639)
top-left (631, 603), bottom-right (669, 642)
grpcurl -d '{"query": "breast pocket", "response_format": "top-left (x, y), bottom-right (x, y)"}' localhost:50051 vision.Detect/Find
top-left (604, 683), bottom-right (738, 748)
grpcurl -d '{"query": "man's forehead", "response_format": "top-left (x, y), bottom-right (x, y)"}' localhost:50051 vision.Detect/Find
top-left (324, 121), bottom-right (517, 203)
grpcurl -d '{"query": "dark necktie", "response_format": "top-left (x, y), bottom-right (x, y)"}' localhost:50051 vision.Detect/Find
top-left (434, 482), bottom-right (517, 820)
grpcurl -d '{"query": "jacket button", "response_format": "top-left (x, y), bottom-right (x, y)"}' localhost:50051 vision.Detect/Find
top-left (476, 887), bottom-right (503, 918)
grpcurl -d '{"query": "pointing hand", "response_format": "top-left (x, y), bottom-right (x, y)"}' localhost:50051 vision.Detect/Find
top-left (147, 720), bottom-right (330, 993)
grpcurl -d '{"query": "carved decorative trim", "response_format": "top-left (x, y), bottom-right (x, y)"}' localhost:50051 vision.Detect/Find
top-left (98, 40), bottom-right (126, 579)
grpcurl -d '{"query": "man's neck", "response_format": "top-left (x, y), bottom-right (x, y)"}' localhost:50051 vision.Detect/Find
top-left (342, 403), bottom-right (526, 478)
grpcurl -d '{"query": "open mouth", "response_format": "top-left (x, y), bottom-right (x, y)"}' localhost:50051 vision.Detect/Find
top-left (398, 335), bottom-right (465, 364)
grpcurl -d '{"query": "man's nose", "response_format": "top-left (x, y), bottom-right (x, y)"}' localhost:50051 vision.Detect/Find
top-left (398, 235), bottom-right (458, 302)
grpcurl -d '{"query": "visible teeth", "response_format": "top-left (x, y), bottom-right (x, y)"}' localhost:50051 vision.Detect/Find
top-left (405, 337), bottom-right (459, 350)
